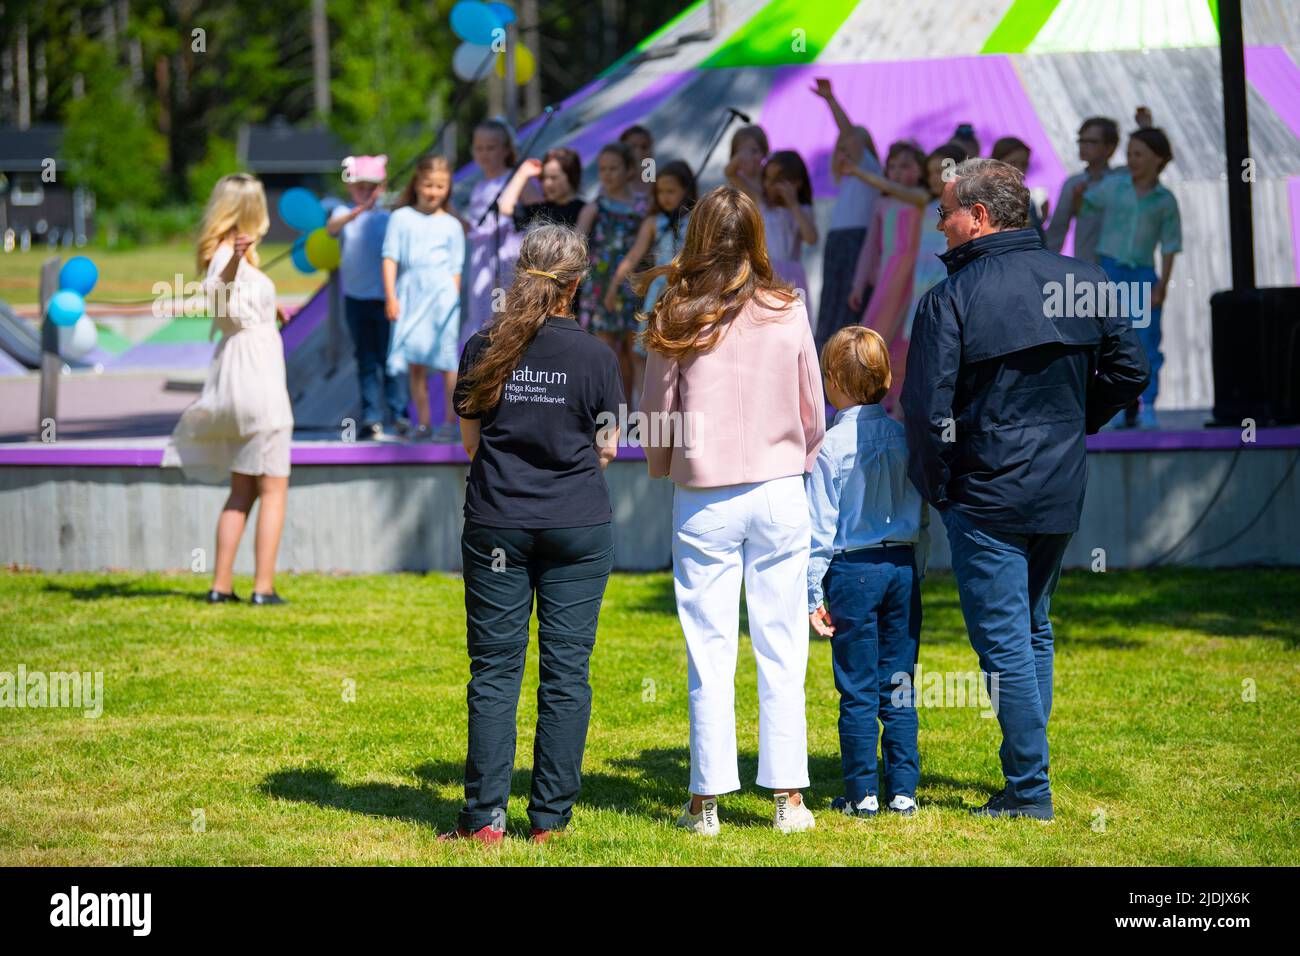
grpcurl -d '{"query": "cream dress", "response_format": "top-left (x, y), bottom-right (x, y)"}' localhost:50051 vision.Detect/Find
top-left (163, 242), bottom-right (294, 483)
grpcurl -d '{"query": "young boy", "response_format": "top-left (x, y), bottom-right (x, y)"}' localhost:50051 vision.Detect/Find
top-left (328, 154), bottom-right (404, 439)
top-left (807, 326), bottom-right (928, 817)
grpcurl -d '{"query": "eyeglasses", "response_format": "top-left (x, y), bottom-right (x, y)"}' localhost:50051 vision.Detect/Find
top-left (937, 203), bottom-right (969, 225)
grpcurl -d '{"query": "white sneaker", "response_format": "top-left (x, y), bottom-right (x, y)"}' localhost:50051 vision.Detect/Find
top-left (677, 798), bottom-right (720, 837)
top-left (888, 795), bottom-right (917, 816)
top-left (773, 793), bottom-right (816, 833)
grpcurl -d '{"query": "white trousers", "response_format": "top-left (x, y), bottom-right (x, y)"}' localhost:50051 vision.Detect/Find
top-left (672, 475), bottom-right (811, 795)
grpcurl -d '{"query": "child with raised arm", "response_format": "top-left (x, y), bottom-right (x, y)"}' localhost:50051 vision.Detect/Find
top-left (499, 147), bottom-right (585, 231)
top-left (578, 143), bottom-right (647, 388)
top-left (608, 161), bottom-right (697, 406)
top-left (847, 141), bottom-right (927, 416)
top-left (329, 155), bottom-right (403, 439)
top-left (807, 326), bottom-right (927, 819)
top-left (810, 77), bottom-right (882, 356)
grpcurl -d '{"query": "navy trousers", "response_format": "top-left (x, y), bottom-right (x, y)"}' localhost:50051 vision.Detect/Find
top-left (344, 296), bottom-right (407, 427)
top-left (942, 507), bottom-right (1071, 803)
top-left (824, 545), bottom-right (921, 803)
top-left (459, 520), bottom-right (614, 832)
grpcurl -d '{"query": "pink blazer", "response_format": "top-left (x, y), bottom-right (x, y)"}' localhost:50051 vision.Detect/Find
top-left (640, 295), bottom-right (825, 488)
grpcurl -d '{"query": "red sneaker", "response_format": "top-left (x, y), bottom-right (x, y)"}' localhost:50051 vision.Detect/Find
top-left (438, 824), bottom-right (504, 845)
top-left (530, 827), bottom-right (564, 845)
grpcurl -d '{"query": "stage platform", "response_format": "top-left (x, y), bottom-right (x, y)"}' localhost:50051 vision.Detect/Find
top-left (2, 417), bottom-right (1298, 574)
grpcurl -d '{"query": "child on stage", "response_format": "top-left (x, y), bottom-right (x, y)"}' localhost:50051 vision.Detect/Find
top-left (383, 155), bottom-right (466, 443)
top-left (807, 326), bottom-right (927, 818)
top-left (810, 77), bottom-right (882, 357)
top-left (847, 141), bottom-right (927, 416)
top-left (462, 119), bottom-right (528, 349)
top-left (328, 154), bottom-right (404, 439)
top-left (609, 160), bottom-right (697, 408)
top-left (577, 142), bottom-right (646, 400)
top-left (724, 124), bottom-right (768, 200)
top-left (1079, 126), bottom-right (1180, 430)
top-left (759, 150), bottom-right (818, 327)
top-left (499, 147), bottom-right (585, 230)
top-left (620, 124), bottom-right (655, 206)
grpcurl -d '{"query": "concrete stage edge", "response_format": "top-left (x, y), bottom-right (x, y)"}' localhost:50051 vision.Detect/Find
top-left (2, 429), bottom-right (1299, 574)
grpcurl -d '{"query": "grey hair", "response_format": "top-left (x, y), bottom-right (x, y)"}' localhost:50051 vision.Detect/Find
top-left (951, 158), bottom-right (1030, 230)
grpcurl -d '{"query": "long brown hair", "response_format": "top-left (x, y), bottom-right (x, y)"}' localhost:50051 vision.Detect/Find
top-left (393, 154), bottom-right (453, 211)
top-left (635, 185), bottom-right (795, 361)
top-left (456, 225), bottom-right (589, 415)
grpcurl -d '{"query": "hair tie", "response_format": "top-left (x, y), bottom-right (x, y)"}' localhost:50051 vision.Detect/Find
top-left (525, 268), bottom-right (559, 280)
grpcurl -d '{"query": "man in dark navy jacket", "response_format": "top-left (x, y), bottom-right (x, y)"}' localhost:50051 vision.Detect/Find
top-left (902, 158), bottom-right (1149, 820)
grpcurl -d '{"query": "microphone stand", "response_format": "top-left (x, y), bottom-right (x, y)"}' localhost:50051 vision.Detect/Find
top-left (476, 105), bottom-right (562, 293)
top-left (694, 108), bottom-right (747, 185)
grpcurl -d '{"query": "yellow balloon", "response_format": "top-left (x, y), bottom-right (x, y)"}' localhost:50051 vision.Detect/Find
top-left (493, 43), bottom-right (536, 86)
top-left (304, 227), bottom-right (341, 272)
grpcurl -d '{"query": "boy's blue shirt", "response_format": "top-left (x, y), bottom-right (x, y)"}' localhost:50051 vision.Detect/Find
top-left (330, 203), bottom-right (390, 301)
top-left (805, 403), bottom-right (928, 612)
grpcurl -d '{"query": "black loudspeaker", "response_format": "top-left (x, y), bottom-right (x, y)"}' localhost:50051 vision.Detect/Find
top-left (1210, 286), bottom-right (1300, 425)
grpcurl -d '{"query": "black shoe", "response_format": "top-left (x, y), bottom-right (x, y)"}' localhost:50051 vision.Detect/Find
top-left (250, 591), bottom-right (287, 606)
top-left (360, 422), bottom-right (384, 441)
top-left (206, 589), bottom-right (240, 604)
top-left (970, 789), bottom-right (1054, 821)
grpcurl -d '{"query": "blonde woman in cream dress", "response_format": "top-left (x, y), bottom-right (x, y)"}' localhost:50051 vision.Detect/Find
top-left (164, 173), bottom-right (293, 605)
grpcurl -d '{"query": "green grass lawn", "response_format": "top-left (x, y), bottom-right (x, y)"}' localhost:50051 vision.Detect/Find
top-left (0, 567), bottom-right (1296, 866)
top-left (0, 243), bottom-right (323, 306)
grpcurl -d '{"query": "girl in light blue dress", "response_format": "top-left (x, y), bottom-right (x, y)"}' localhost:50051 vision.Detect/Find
top-left (383, 156), bottom-right (466, 441)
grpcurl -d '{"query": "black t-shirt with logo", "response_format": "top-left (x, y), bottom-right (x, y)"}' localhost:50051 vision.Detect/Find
top-left (455, 317), bottom-right (624, 529)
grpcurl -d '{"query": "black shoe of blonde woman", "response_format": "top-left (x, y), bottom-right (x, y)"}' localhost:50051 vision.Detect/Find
top-left (206, 590), bottom-right (240, 604)
top-left (250, 591), bottom-right (287, 606)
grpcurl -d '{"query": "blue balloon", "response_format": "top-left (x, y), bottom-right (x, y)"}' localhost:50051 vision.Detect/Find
top-left (59, 256), bottom-right (99, 297)
top-left (450, 1), bottom-right (502, 46)
top-left (278, 187), bottom-right (326, 233)
top-left (290, 236), bottom-right (318, 274)
top-left (486, 2), bottom-right (516, 26)
top-left (47, 289), bottom-right (86, 327)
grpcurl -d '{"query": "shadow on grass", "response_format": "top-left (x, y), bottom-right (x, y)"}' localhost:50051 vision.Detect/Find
top-left (262, 749), bottom-right (1003, 831)
top-left (41, 579), bottom-right (205, 602)
top-left (1050, 568), bottom-right (1300, 649)
top-left (260, 766), bottom-right (460, 829)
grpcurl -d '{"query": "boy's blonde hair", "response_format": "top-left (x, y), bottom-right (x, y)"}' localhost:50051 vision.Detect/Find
top-left (821, 326), bottom-right (891, 405)
top-left (197, 173), bottom-right (270, 273)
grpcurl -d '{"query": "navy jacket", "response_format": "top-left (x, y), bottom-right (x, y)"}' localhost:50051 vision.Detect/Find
top-left (901, 228), bottom-right (1149, 534)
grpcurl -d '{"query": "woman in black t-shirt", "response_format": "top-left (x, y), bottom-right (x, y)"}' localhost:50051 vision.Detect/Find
top-left (442, 224), bottom-right (623, 845)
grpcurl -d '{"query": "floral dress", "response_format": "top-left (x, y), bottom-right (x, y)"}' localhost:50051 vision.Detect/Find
top-left (580, 193), bottom-right (646, 334)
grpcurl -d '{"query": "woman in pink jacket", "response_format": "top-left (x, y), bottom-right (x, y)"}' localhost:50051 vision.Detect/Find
top-left (638, 186), bottom-right (826, 836)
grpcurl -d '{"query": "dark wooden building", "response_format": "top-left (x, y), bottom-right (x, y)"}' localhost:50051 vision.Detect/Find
top-left (0, 124), bottom-right (92, 249)
top-left (237, 120), bottom-right (351, 242)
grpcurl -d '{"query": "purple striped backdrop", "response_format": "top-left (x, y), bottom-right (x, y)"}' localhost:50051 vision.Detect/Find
top-left (759, 56), bottom-right (1069, 209)
top-left (1246, 46), bottom-right (1300, 142)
